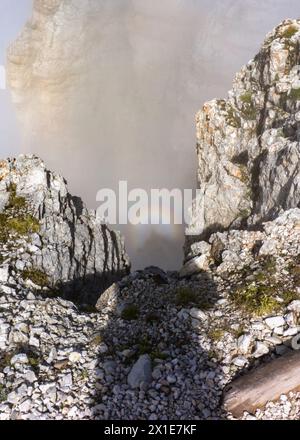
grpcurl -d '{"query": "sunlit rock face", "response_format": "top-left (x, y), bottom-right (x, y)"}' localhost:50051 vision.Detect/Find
top-left (186, 19), bottom-right (300, 258)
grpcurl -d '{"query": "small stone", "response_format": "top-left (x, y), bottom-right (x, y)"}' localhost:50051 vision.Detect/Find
top-left (233, 356), bottom-right (248, 367)
top-left (103, 361), bottom-right (117, 375)
top-left (179, 255), bottom-right (210, 278)
top-left (128, 355), bottom-right (152, 389)
top-left (60, 373), bottom-right (73, 388)
top-left (24, 370), bottom-right (37, 384)
top-left (99, 343), bottom-right (108, 354)
top-left (19, 399), bottom-right (32, 413)
top-left (288, 301), bottom-right (300, 314)
top-left (7, 391), bottom-right (19, 405)
top-left (189, 308), bottom-right (208, 321)
top-left (68, 352), bottom-right (82, 363)
top-left (0, 266), bottom-right (9, 283)
top-left (252, 342), bottom-right (269, 358)
top-left (166, 375), bottom-right (177, 384)
top-left (10, 354), bottom-right (29, 365)
top-left (264, 336), bottom-right (283, 345)
top-left (95, 283), bottom-right (120, 311)
top-left (54, 360), bottom-right (69, 370)
top-left (152, 369), bottom-right (162, 380)
top-left (29, 335), bottom-right (40, 348)
top-left (283, 327), bottom-right (299, 337)
top-left (265, 316), bottom-right (285, 329)
top-left (237, 334), bottom-right (252, 354)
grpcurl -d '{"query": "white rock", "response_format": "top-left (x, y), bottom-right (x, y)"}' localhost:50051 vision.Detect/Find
top-left (68, 352), bottom-right (81, 363)
top-left (19, 399), bottom-right (32, 413)
top-left (233, 356), bottom-right (248, 367)
top-left (283, 327), bottom-right (299, 337)
top-left (0, 266), bottom-right (9, 284)
top-left (10, 354), bottom-right (29, 365)
top-left (259, 239), bottom-right (277, 256)
top-left (273, 326), bottom-right (284, 335)
top-left (128, 355), bottom-right (152, 389)
top-left (253, 342), bottom-right (269, 358)
top-left (264, 336), bottom-right (283, 345)
top-left (288, 301), bottom-right (300, 314)
top-left (189, 308), bottom-right (208, 321)
top-left (265, 316), bottom-right (285, 329)
top-left (24, 370), bottom-right (37, 384)
top-left (237, 334), bottom-right (252, 354)
top-left (179, 255), bottom-right (210, 278)
top-left (29, 335), bottom-right (40, 348)
top-left (60, 374), bottom-right (73, 388)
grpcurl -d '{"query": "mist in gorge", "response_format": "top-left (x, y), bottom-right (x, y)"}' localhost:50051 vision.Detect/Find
top-left (4, 0), bottom-right (300, 270)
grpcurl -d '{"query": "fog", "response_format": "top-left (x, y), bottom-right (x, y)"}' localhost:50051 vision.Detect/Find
top-left (2, 0), bottom-right (300, 269)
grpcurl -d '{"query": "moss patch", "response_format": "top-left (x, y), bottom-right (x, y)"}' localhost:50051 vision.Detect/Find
top-left (289, 88), bottom-right (300, 101)
top-left (232, 257), bottom-right (298, 316)
top-left (22, 269), bottom-right (49, 288)
top-left (121, 304), bottom-right (140, 321)
top-left (175, 287), bottom-right (198, 306)
top-left (175, 286), bottom-right (212, 310)
top-left (282, 25), bottom-right (298, 39)
top-left (6, 183), bottom-right (26, 210)
top-left (226, 105), bottom-right (241, 128)
top-left (208, 328), bottom-right (225, 341)
top-left (0, 183), bottom-right (40, 243)
top-left (91, 334), bottom-right (103, 347)
top-left (240, 92), bottom-right (253, 105)
top-left (0, 384), bottom-right (7, 403)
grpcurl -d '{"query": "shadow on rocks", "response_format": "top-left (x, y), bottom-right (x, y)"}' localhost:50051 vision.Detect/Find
top-left (81, 266), bottom-right (230, 420)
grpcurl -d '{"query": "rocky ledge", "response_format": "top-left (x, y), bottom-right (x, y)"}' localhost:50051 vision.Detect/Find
top-left (0, 155), bottom-right (130, 305)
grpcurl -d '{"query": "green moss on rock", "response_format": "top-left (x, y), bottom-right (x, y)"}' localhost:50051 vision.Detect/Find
top-left (22, 269), bottom-right (49, 288)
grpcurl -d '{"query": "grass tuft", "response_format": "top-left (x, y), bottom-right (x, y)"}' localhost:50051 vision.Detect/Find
top-left (121, 304), bottom-right (140, 321)
top-left (22, 269), bottom-right (49, 288)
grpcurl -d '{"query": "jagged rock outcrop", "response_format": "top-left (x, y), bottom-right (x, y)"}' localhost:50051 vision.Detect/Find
top-left (186, 19), bottom-right (300, 258)
top-left (0, 155), bottom-right (130, 304)
top-left (0, 206), bottom-right (299, 420)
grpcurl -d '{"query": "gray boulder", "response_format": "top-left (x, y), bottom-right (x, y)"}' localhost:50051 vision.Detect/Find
top-left (0, 155), bottom-right (130, 304)
top-left (127, 355), bottom-right (152, 389)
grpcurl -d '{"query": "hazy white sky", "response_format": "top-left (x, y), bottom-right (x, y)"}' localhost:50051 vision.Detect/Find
top-left (0, 0), bottom-right (31, 157)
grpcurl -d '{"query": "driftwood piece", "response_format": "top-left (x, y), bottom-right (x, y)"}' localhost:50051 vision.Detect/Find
top-left (223, 349), bottom-right (300, 418)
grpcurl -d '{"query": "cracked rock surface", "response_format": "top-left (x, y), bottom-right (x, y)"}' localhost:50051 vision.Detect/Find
top-left (0, 155), bottom-right (130, 304)
top-left (186, 19), bottom-right (300, 253)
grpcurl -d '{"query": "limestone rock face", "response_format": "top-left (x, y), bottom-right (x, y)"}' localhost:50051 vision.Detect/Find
top-left (186, 19), bottom-right (300, 255)
top-left (0, 155), bottom-right (130, 304)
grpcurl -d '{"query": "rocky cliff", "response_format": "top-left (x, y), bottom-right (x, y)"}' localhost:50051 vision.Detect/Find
top-left (1, 18), bottom-right (300, 421)
top-left (0, 155), bottom-right (130, 304)
top-left (186, 19), bottom-right (300, 259)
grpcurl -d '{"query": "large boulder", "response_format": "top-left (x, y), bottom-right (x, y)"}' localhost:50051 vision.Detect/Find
top-left (0, 155), bottom-right (130, 304)
top-left (186, 19), bottom-right (300, 257)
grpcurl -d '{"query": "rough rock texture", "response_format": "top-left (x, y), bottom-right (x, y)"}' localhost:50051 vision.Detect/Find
top-left (0, 155), bottom-right (130, 304)
top-left (186, 19), bottom-right (300, 255)
top-left (0, 209), bottom-right (299, 420)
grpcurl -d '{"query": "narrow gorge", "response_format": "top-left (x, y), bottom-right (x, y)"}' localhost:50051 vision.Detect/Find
top-left (0, 9), bottom-right (300, 421)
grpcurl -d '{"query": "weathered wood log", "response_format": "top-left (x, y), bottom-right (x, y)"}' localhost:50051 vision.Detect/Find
top-left (223, 349), bottom-right (300, 418)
